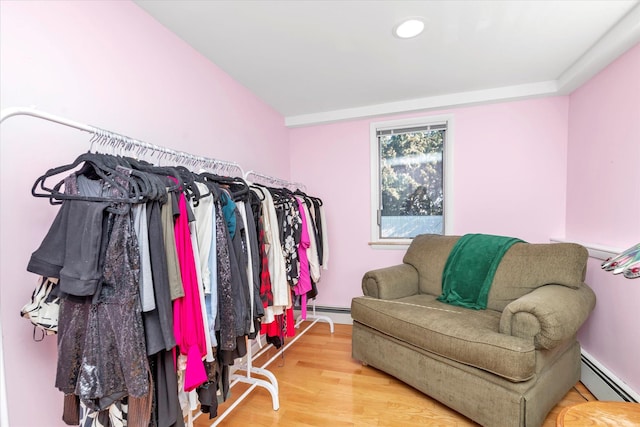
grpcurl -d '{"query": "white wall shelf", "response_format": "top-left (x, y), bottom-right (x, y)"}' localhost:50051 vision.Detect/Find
top-left (550, 237), bottom-right (624, 261)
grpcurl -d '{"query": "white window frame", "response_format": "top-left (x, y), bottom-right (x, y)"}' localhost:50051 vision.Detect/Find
top-left (369, 114), bottom-right (454, 249)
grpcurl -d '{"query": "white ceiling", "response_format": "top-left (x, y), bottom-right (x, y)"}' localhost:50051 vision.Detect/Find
top-left (134, 1), bottom-right (640, 126)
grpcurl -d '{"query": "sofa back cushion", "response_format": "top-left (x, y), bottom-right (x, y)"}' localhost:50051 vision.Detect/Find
top-left (487, 242), bottom-right (588, 311)
top-left (403, 234), bottom-right (460, 296)
top-left (403, 234), bottom-right (588, 311)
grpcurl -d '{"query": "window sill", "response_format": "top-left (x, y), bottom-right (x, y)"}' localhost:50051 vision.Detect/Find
top-left (368, 241), bottom-right (411, 250)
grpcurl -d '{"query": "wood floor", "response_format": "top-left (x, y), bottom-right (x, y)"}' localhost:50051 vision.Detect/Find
top-left (193, 322), bottom-right (595, 426)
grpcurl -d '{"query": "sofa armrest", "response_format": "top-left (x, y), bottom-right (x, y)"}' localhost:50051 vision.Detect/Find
top-left (499, 283), bottom-right (596, 349)
top-left (362, 264), bottom-right (419, 300)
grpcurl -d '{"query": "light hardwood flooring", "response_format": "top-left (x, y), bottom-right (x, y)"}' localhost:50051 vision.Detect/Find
top-left (194, 322), bottom-right (595, 426)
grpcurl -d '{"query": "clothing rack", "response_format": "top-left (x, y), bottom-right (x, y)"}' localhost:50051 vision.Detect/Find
top-left (203, 310), bottom-right (333, 426)
top-left (2, 106), bottom-right (333, 426)
top-left (1, 106), bottom-right (280, 425)
top-left (194, 169), bottom-right (335, 426)
top-left (244, 168), bottom-right (332, 332)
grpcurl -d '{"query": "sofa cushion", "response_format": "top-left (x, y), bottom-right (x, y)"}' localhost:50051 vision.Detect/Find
top-left (351, 294), bottom-right (536, 382)
top-left (403, 234), bottom-right (588, 312)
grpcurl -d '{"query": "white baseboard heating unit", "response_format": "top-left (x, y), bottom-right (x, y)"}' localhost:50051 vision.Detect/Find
top-left (581, 350), bottom-right (639, 402)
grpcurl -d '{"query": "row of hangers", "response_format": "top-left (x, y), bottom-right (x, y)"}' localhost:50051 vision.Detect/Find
top-left (245, 171), bottom-right (322, 209)
top-left (32, 128), bottom-right (249, 206)
top-left (87, 127), bottom-right (241, 173)
top-left (601, 243), bottom-right (640, 279)
top-left (248, 184), bottom-right (323, 212)
top-left (32, 125), bottom-right (320, 220)
top-left (32, 152), bottom-right (251, 206)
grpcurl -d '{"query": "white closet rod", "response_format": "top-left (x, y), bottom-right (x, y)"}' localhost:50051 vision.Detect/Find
top-left (0, 107), bottom-right (245, 176)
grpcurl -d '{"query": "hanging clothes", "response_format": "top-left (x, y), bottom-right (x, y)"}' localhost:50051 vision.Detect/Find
top-left (142, 199), bottom-right (176, 355)
top-left (213, 197), bottom-right (236, 351)
top-left (132, 203), bottom-right (155, 313)
top-left (161, 191), bottom-right (185, 300)
top-left (192, 182), bottom-right (218, 348)
top-left (279, 195), bottom-right (302, 288)
top-left (25, 150), bottom-right (329, 425)
top-left (257, 187), bottom-right (288, 319)
top-left (249, 184), bottom-right (327, 347)
top-left (205, 199), bottom-right (218, 346)
top-left (29, 167), bottom-right (151, 426)
top-left (170, 181), bottom-right (208, 392)
top-left (187, 194), bottom-right (214, 364)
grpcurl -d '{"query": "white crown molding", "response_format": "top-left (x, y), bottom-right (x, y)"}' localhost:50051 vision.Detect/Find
top-left (285, 3), bottom-right (640, 128)
top-left (557, 2), bottom-right (640, 94)
top-left (285, 81), bottom-right (557, 127)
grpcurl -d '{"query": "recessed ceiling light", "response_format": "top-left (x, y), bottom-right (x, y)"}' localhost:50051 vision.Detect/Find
top-left (393, 18), bottom-right (425, 39)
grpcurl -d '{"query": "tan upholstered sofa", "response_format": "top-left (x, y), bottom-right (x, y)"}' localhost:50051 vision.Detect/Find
top-left (351, 234), bottom-right (596, 427)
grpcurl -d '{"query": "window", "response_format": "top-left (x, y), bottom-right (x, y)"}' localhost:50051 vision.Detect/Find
top-left (370, 116), bottom-right (453, 246)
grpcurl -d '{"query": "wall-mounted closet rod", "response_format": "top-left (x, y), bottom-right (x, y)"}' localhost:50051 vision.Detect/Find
top-left (0, 107), bottom-right (245, 176)
top-left (245, 169), bottom-right (306, 192)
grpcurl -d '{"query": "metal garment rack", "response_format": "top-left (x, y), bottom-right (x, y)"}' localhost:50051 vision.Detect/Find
top-left (203, 312), bottom-right (333, 426)
top-left (0, 106), bottom-right (284, 425)
top-left (197, 171), bottom-right (336, 422)
top-left (1, 107), bottom-right (333, 426)
top-left (2, 106), bottom-right (335, 426)
top-left (244, 168), bottom-right (333, 332)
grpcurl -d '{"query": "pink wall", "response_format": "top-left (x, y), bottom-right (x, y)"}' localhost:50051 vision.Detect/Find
top-left (290, 97), bottom-right (570, 307)
top-left (568, 43), bottom-right (640, 393)
top-left (0, 2), bottom-right (288, 426)
top-left (2, 1), bottom-right (638, 423)
top-left (566, 44), bottom-right (640, 249)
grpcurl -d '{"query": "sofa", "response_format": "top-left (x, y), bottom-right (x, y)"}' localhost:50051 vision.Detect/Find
top-left (351, 234), bottom-right (596, 427)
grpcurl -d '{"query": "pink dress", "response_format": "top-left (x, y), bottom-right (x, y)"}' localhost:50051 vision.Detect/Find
top-left (171, 183), bottom-right (207, 391)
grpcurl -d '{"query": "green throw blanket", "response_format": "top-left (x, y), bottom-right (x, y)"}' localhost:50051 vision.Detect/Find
top-left (437, 234), bottom-right (524, 309)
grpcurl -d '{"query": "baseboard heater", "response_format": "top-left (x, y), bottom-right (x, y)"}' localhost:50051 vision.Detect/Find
top-left (581, 350), bottom-right (639, 402)
top-left (311, 305), bottom-right (351, 313)
top-left (293, 304), bottom-right (352, 325)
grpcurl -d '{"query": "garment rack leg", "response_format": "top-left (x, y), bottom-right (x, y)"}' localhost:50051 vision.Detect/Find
top-left (295, 301), bottom-right (335, 333)
top-left (195, 313), bottom-right (334, 425)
